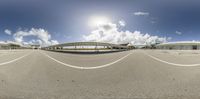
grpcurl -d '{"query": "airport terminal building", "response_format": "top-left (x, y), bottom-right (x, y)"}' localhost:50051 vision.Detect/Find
top-left (0, 42), bottom-right (21, 49)
top-left (42, 42), bottom-right (134, 52)
top-left (156, 41), bottom-right (200, 50)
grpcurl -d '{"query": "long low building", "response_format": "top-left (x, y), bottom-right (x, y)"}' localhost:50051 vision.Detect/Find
top-left (0, 42), bottom-right (21, 49)
top-left (42, 42), bottom-right (134, 51)
top-left (156, 41), bottom-right (200, 50)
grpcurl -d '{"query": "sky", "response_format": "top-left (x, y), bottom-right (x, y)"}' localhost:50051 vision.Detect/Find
top-left (0, 0), bottom-right (200, 46)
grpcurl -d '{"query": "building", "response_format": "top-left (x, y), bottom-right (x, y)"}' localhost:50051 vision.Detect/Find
top-left (0, 42), bottom-right (9, 49)
top-left (42, 42), bottom-right (134, 51)
top-left (31, 44), bottom-right (41, 49)
top-left (156, 41), bottom-right (200, 50)
top-left (0, 42), bottom-right (21, 49)
top-left (8, 43), bottom-right (21, 49)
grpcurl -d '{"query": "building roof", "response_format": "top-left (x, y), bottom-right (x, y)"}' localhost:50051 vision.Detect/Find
top-left (0, 41), bottom-right (21, 46)
top-left (157, 41), bottom-right (200, 46)
top-left (43, 41), bottom-right (129, 49)
top-left (0, 42), bottom-right (8, 46)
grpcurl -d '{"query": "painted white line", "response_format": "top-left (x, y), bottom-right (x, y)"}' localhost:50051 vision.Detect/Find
top-left (42, 51), bottom-right (132, 70)
top-left (144, 52), bottom-right (200, 67)
top-left (0, 52), bottom-right (32, 66)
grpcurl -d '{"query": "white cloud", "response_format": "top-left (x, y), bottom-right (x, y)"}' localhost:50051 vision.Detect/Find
top-left (83, 22), bottom-right (169, 45)
top-left (50, 40), bottom-right (59, 45)
top-left (134, 12), bottom-right (149, 16)
top-left (0, 41), bottom-right (6, 44)
top-left (175, 31), bottom-right (182, 35)
top-left (4, 29), bottom-right (12, 35)
top-left (119, 20), bottom-right (126, 27)
top-left (167, 37), bottom-right (172, 41)
top-left (13, 28), bottom-right (59, 46)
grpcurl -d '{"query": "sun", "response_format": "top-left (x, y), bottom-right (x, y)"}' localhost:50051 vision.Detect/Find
top-left (88, 16), bottom-right (110, 28)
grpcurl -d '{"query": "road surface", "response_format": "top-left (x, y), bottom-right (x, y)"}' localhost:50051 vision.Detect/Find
top-left (1, 49), bottom-right (200, 99)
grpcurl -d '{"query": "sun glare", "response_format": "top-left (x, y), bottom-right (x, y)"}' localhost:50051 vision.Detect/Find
top-left (88, 16), bottom-right (110, 28)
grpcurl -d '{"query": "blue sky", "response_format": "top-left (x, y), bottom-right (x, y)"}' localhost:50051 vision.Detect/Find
top-left (0, 0), bottom-right (200, 46)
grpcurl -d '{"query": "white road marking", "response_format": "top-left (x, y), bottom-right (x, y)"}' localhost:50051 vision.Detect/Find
top-left (0, 52), bottom-right (32, 66)
top-left (144, 52), bottom-right (200, 67)
top-left (42, 51), bottom-right (132, 70)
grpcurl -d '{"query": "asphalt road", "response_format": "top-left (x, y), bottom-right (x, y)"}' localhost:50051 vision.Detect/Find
top-left (1, 49), bottom-right (200, 99)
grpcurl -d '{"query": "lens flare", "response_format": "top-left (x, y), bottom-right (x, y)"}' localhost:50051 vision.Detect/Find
top-left (88, 16), bottom-right (110, 28)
